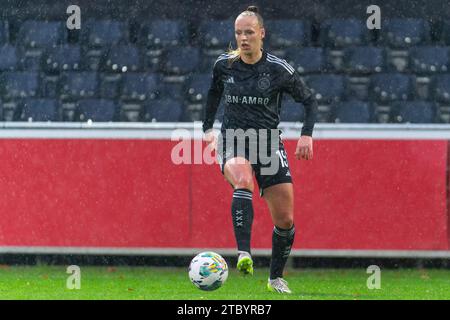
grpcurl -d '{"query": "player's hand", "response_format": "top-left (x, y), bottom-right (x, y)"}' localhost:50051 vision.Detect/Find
top-left (295, 135), bottom-right (313, 160)
top-left (203, 130), bottom-right (218, 153)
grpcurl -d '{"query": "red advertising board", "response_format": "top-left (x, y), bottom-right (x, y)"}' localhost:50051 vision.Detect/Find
top-left (0, 137), bottom-right (448, 251)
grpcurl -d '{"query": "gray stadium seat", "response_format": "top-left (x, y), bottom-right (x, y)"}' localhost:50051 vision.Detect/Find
top-left (121, 73), bottom-right (158, 101)
top-left (17, 21), bottom-right (66, 48)
top-left (60, 72), bottom-right (98, 100)
top-left (409, 46), bottom-right (449, 74)
top-left (394, 101), bottom-right (436, 123)
top-left (82, 20), bottom-right (129, 48)
top-left (104, 44), bottom-right (141, 72)
top-left (280, 97), bottom-right (304, 122)
top-left (198, 20), bottom-right (234, 49)
top-left (21, 99), bottom-right (59, 121)
top-left (43, 45), bottom-right (81, 72)
top-left (186, 73), bottom-right (211, 102)
top-left (266, 20), bottom-right (310, 48)
top-left (432, 74), bottom-right (450, 104)
top-left (140, 19), bottom-right (189, 48)
top-left (370, 73), bottom-right (414, 103)
top-left (0, 20), bottom-right (9, 44)
top-left (163, 46), bottom-right (200, 75)
top-left (334, 101), bottom-right (372, 123)
top-left (1, 72), bottom-right (39, 99)
top-left (306, 74), bottom-right (345, 104)
top-left (344, 46), bottom-right (385, 74)
top-left (77, 99), bottom-right (117, 122)
top-left (379, 18), bottom-right (431, 48)
top-left (145, 98), bottom-right (183, 122)
top-left (320, 19), bottom-right (368, 48)
top-left (285, 47), bottom-right (326, 74)
top-left (0, 44), bottom-right (18, 71)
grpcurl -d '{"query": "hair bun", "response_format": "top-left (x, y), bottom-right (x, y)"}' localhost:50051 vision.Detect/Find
top-left (246, 5), bottom-right (259, 13)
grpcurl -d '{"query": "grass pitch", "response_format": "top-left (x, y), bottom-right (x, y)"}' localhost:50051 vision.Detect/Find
top-left (0, 265), bottom-right (449, 300)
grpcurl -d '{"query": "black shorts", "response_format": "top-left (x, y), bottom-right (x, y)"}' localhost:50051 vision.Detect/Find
top-left (216, 130), bottom-right (293, 196)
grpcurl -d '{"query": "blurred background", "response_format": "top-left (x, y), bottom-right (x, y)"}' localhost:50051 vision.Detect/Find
top-left (0, 0), bottom-right (449, 124)
top-left (0, 0), bottom-right (449, 270)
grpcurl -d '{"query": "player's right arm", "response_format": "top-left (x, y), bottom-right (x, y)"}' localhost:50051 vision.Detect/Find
top-left (202, 58), bottom-right (225, 149)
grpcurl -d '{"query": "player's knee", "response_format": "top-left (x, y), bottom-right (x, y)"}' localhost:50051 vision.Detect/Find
top-left (274, 214), bottom-right (294, 229)
top-left (234, 176), bottom-right (254, 192)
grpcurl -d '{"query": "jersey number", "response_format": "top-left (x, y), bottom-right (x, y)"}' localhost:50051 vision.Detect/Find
top-left (276, 150), bottom-right (288, 168)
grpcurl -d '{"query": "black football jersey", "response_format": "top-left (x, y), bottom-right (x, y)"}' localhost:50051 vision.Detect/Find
top-left (202, 50), bottom-right (317, 136)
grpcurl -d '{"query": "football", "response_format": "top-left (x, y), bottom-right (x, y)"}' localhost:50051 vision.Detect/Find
top-left (188, 252), bottom-right (229, 291)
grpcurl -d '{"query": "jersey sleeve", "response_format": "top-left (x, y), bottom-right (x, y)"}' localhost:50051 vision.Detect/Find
top-left (282, 71), bottom-right (318, 137)
top-left (202, 60), bottom-right (224, 133)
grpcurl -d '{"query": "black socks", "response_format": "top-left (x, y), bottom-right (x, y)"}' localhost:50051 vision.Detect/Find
top-left (270, 225), bottom-right (295, 280)
top-left (231, 189), bottom-right (254, 254)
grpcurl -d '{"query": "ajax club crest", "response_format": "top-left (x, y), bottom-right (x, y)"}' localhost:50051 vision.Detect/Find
top-left (257, 74), bottom-right (271, 91)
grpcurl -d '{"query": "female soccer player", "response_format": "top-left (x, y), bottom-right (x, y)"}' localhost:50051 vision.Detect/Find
top-left (202, 6), bottom-right (317, 294)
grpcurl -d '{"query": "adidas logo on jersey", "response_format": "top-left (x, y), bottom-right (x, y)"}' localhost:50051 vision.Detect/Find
top-left (225, 76), bottom-right (235, 84)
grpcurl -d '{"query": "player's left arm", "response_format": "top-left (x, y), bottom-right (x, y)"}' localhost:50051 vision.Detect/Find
top-left (282, 70), bottom-right (318, 160)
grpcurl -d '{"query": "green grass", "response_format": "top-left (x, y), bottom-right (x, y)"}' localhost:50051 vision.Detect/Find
top-left (0, 265), bottom-right (449, 299)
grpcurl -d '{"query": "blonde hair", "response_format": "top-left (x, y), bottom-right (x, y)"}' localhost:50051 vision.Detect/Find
top-left (227, 5), bottom-right (264, 64)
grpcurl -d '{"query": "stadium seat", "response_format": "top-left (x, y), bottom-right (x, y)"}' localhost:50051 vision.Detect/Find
top-left (60, 72), bottom-right (98, 100)
top-left (186, 73), bottom-right (211, 102)
top-left (0, 44), bottom-right (18, 71)
top-left (118, 101), bottom-right (144, 122)
top-left (198, 19), bottom-right (235, 72)
top-left (163, 46), bottom-right (200, 75)
top-left (370, 73), bottom-right (414, 103)
top-left (140, 19), bottom-right (189, 48)
top-left (40, 74), bottom-right (60, 98)
top-left (344, 46), bottom-right (385, 74)
top-left (158, 78), bottom-right (186, 101)
top-left (183, 103), bottom-right (203, 122)
top-left (104, 44), bottom-right (141, 72)
top-left (17, 21), bottom-right (66, 48)
top-left (320, 19), bottom-right (367, 48)
top-left (42, 45), bottom-right (81, 72)
top-left (280, 98), bottom-right (304, 122)
top-left (1, 72), bottom-right (39, 99)
top-left (77, 99), bottom-right (117, 122)
top-left (346, 76), bottom-right (371, 101)
top-left (394, 101), bottom-right (436, 123)
top-left (439, 20), bottom-right (450, 45)
top-left (17, 25), bottom-right (69, 71)
top-left (304, 75), bottom-right (345, 122)
top-left (305, 74), bottom-right (345, 104)
top-left (285, 47), bottom-right (326, 74)
top-left (198, 20), bottom-right (234, 49)
top-left (82, 20), bottom-right (129, 48)
top-left (121, 73), bottom-right (158, 101)
top-left (431, 74), bottom-right (450, 104)
top-left (21, 98), bottom-right (59, 121)
top-left (82, 47), bottom-right (107, 71)
top-left (145, 98), bottom-right (183, 122)
top-left (1, 100), bottom-right (20, 121)
top-left (0, 20), bottom-right (9, 44)
top-left (265, 20), bottom-right (310, 48)
top-left (409, 46), bottom-right (449, 74)
top-left (379, 18), bottom-right (431, 48)
top-left (141, 48), bottom-right (164, 73)
top-left (81, 20), bottom-right (129, 71)
top-left (381, 19), bottom-right (432, 73)
top-left (334, 101), bottom-right (372, 123)
top-left (99, 73), bottom-right (122, 99)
